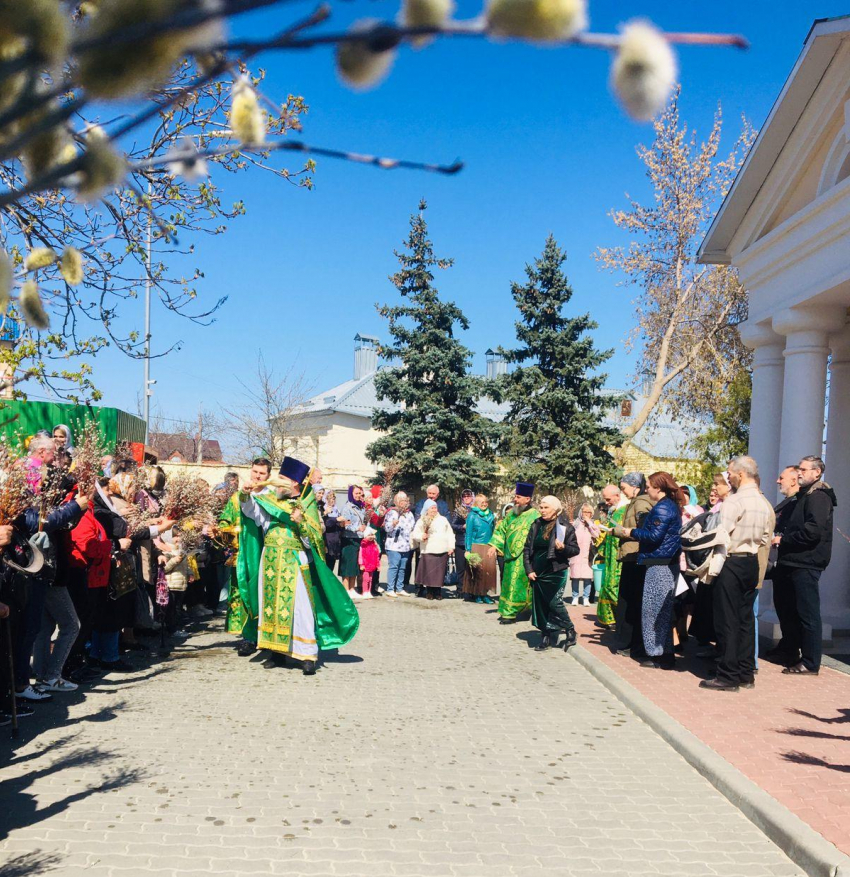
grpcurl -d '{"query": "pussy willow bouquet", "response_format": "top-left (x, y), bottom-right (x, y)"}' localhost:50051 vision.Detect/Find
top-left (0, 444), bottom-right (33, 525)
top-left (465, 551), bottom-right (482, 568)
top-left (162, 473), bottom-right (217, 529)
top-left (73, 419), bottom-right (109, 495)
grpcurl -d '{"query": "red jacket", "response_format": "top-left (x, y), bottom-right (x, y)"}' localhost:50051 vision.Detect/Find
top-left (67, 507), bottom-right (112, 588)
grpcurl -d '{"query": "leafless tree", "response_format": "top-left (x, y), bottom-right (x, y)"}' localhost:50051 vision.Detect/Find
top-left (218, 353), bottom-right (314, 465)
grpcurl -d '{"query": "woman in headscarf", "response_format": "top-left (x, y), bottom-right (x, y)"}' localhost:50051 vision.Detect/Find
top-left (322, 489), bottom-right (343, 574)
top-left (339, 485), bottom-right (367, 596)
top-left (411, 499), bottom-right (455, 600)
top-left (52, 423), bottom-right (74, 455)
top-left (463, 493), bottom-right (496, 604)
top-left (523, 495), bottom-right (580, 651)
top-left (449, 489), bottom-right (475, 598)
top-left (612, 473), bottom-right (653, 657)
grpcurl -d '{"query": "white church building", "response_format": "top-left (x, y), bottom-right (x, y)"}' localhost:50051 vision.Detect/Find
top-left (699, 16), bottom-right (850, 639)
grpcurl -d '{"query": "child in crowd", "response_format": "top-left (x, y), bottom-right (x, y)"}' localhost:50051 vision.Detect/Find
top-left (158, 529), bottom-right (192, 636)
top-left (569, 503), bottom-right (600, 606)
top-left (358, 527), bottom-right (380, 600)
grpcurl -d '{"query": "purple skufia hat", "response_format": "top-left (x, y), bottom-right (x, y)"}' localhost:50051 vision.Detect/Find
top-left (515, 482), bottom-right (534, 498)
top-left (348, 485), bottom-right (364, 508)
top-left (279, 456), bottom-right (310, 485)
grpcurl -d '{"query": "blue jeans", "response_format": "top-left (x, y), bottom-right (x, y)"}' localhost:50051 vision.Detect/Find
top-left (386, 550), bottom-right (412, 592)
top-left (90, 630), bottom-right (120, 663)
top-left (571, 578), bottom-right (591, 599)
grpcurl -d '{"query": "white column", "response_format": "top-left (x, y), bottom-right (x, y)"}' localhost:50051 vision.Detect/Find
top-left (822, 323), bottom-right (850, 634)
top-left (772, 305), bottom-right (845, 468)
top-left (738, 320), bottom-right (785, 493)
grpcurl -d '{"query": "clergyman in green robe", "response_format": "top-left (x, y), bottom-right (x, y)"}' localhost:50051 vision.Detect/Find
top-left (488, 482), bottom-right (540, 624)
top-left (238, 456), bottom-right (359, 675)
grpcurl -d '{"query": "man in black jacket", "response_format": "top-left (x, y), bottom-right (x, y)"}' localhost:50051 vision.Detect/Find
top-left (765, 466), bottom-right (800, 665)
top-left (775, 456), bottom-right (837, 675)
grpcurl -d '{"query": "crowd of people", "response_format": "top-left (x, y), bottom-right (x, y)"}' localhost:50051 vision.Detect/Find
top-left (0, 425), bottom-right (238, 728)
top-left (1, 436), bottom-right (837, 730)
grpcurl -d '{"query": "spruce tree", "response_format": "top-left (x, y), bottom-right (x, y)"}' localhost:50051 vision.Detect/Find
top-left (367, 200), bottom-right (499, 497)
top-left (500, 234), bottom-right (622, 492)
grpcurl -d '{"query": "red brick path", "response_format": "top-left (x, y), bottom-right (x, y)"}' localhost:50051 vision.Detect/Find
top-left (571, 607), bottom-right (850, 854)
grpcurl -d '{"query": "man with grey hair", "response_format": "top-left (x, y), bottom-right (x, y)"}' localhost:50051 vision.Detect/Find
top-left (775, 455), bottom-right (837, 676)
top-left (701, 455), bottom-right (774, 692)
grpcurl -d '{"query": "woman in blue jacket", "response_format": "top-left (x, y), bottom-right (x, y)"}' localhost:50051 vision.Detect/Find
top-left (621, 472), bottom-right (683, 669)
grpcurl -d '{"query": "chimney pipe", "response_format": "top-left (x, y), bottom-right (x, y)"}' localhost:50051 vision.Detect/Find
top-left (485, 349), bottom-right (507, 380)
top-left (354, 333), bottom-right (379, 380)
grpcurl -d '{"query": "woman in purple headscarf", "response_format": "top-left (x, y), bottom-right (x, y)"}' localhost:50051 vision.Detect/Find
top-left (339, 485), bottom-right (368, 597)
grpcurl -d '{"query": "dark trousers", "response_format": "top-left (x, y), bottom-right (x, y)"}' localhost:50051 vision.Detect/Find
top-left (454, 547), bottom-right (466, 594)
top-left (613, 562), bottom-right (646, 655)
top-left (14, 579), bottom-right (48, 689)
top-left (784, 566), bottom-right (823, 671)
top-left (689, 579), bottom-right (716, 645)
top-left (202, 563), bottom-right (220, 610)
top-left (771, 566), bottom-right (800, 657)
top-left (713, 555), bottom-right (759, 685)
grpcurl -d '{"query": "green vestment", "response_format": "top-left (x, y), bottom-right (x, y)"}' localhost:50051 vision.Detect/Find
top-left (597, 503), bottom-right (627, 627)
top-left (489, 506), bottom-right (540, 619)
top-left (220, 491), bottom-right (263, 643)
top-left (238, 486), bottom-right (359, 654)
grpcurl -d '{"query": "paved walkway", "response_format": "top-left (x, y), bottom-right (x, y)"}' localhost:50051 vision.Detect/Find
top-left (1, 597), bottom-right (803, 877)
top-left (572, 604), bottom-right (850, 857)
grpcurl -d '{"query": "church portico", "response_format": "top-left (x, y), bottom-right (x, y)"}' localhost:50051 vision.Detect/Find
top-left (700, 17), bottom-right (850, 640)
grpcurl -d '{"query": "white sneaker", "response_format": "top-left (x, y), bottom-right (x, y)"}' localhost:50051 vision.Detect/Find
top-left (385, 591), bottom-right (398, 598)
top-left (39, 677), bottom-right (78, 693)
top-left (351, 592), bottom-right (362, 600)
top-left (362, 593), bottom-right (374, 600)
top-left (17, 684), bottom-right (52, 702)
top-left (397, 590), bottom-right (411, 597)
top-left (570, 595), bottom-right (579, 606)
top-left (580, 596), bottom-right (587, 606)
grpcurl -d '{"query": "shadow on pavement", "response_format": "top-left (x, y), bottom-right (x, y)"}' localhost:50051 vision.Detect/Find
top-left (0, 851), bottom-right (62, 876)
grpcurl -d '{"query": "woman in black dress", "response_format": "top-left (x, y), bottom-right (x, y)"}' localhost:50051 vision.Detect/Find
top-left (523, 495), bottom-right (580, 652)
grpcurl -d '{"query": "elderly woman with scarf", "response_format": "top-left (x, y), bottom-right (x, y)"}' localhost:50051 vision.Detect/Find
top-left (412, 499), bottom-right (455, 600)
top-left (92, 469), bottom-right (174, 664)
top-left (449, 489), bottom-right (475, 598)
top-left (339, 485), bottom-right (368, 596)
top-left (523, 495), bottom-right (581, 651)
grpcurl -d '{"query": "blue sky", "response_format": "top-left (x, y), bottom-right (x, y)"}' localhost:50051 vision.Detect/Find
top-left (69, 2), bottom-right (847, 429)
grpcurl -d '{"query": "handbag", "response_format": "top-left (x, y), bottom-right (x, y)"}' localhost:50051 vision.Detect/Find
top-left (444, 554), bottom-right (458, 586)
top-left (109, 551), bottom-right (137, 601)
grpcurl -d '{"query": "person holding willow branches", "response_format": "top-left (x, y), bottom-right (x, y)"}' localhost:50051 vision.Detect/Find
top-left (236, 457), bottom-right (359, 675)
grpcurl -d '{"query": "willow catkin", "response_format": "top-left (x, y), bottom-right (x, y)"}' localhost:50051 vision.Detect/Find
top-left (486, 0), bottom-right (587, 42)
top-left (611, 21), bottom-right (678, 122)
top-left (19, 281), bottom-right (50, 330)
top-left (336, 20), bottom-right (396, 91)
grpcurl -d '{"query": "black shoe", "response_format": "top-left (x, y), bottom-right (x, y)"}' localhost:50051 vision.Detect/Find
top-left (740, 681), bottom-right (755, 690)
top-left (122, 641), bottom-right (149, 652)
top-left (614, 648), bottom-right (631, 657)
top-left (12, 702), bottom-right (35, 718)
top-left (562, 631), bottom-right (577, 651)
top-left (534, 632), bottom-right (557, 652)
top-left (101, 660), bottom-right (135, 673)
top-left (640, 658), bottom-right (675, 670)
top-left (68, 666), bottom-right (102, 684)
top-left (499, 617), bottom-right (517, 625)
top-left (237, 641), bottom-right (257, 657)
top-left (302, 662), bottom-right (317, 676)
top-left (700, 677), bottom-right (739, 692)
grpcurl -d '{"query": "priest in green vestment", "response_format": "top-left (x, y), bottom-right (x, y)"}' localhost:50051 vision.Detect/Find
top-left (221, 457), bottom-right (271, 657)
top-left (238, 456), bottom-right (359, 675)
top-left (488, 482), bottom-right (540, 624)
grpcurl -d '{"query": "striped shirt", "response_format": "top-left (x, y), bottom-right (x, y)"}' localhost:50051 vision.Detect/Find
top-left (719, 482), bottom-right (775, 556)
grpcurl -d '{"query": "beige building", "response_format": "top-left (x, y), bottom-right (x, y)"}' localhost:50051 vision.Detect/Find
top-left (289, 334), bottom-right (702, 494)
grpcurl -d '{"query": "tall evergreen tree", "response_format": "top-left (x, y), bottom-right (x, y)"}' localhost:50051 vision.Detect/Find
top-left (500, 235), bottom-right (622, 492)
top-left (367, 200), bottom-right (499, 497)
